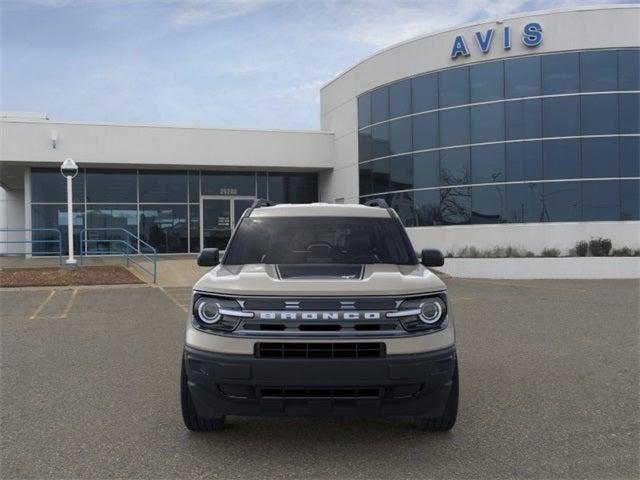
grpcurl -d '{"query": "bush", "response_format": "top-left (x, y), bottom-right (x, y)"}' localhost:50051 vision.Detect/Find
top-left (575, 241), bottom-right (589, 257)
top-left (611, 247), bottom-right (640, 257)
top-left (540, 248), bottom-right (561, 257)
top-left (589, 237), bottom-right (612, 257)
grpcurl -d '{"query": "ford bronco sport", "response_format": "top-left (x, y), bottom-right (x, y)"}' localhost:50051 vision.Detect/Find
top-left (181, 199), bottom-right (458, 431)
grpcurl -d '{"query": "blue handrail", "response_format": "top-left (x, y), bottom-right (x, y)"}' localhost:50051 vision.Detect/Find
top-left (0, 228), bottom-right (63, 265)
top-left (79, 228), bottom-right (157, 283)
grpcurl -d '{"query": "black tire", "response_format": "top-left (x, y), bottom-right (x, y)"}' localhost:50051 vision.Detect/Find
top-left (181, 358), bottom-right (225, 431)
top-left (414, 360), bottom-right (459, 431)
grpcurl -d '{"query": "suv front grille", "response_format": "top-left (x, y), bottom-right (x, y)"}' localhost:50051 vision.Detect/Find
top-left (259, 387), bottom-right (383, 399)
top-left (255, 342), bottom-right (385, 359)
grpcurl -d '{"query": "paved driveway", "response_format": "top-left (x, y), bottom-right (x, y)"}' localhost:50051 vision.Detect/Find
top-left (1, 279), bottom-right (638, 479)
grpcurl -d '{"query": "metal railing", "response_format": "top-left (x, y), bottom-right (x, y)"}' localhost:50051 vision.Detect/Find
top-left (79, 228), bottom-right (157, 283)
top-left (0, 228), bottom-right (63, 265)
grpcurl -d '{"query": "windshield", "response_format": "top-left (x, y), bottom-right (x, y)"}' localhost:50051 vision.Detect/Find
top-left (223, 216), bottom-right (417, 265)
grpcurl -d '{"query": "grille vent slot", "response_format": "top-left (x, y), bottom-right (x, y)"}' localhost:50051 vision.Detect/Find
top-left (255, 342), bottom-right (385, 359)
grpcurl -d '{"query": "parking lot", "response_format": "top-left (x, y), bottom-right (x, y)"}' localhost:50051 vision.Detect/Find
top-left (1, 278), bottom-right (638, 479)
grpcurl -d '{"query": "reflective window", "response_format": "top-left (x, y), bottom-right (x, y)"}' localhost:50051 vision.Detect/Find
top-left (371, 123), bottom-right (390, 158)
top-left (189, 205), bottom-right (200, 252)
top-left (257, 172), bottom-right (268, 198)
top-left (371, 86), bottom-right (389, 123)
top-left (470, 61), bottom-right (504, 102)
top-left (620, 93), bottom-right (639, 134)
top-left (470, 103), bottom-right (505, 143)
top-left (413, 152), bottom-right (439, 189)
top-left (139, 205), bottom-right (188, 253)
top-left (619, 49), bottom-right (640, 91)
top-left (390, 155), bottom-right (413, 191)
top-left (440, 147), bottom-right (470, 186)
top-left (582, 138), bottom-right (619, 178)
top-left (543, 182), bottom-right (581, 222)
top-left (440, 187), bottom-right (471, 225)
top-left (541, 53), bottom-right (579, 94)
top-left (620, 137), bottom-right (640, 177)
top-left (505, 56), bottom-right (541, 98)
top-left (439, 107), bottom-right (469, 147)
top-left (189, 171), bottom-right (200, 202)
top-left (139, 170), bottom-right (187, 203)
top-left (86, 205), bottom-right (137, 253)
top-left (414, 189), bottom-right (441, 226)
top-left (506, 183), bottom-right (543, 223)
top-left (31, 168), bottom-right (85, 203)
top-left (439, 67), bottom-right (469, 107)
top-left (389, 79), bottom-right (411, 118)
top-left (542, 96), bottom-right (580, 137)
top-left (201, 172), bottom-right (255, 196)
top-left (268, 173), bottom-right (317, 203)
top-left (372, 158), bottom-right (390, 193)
top-left (582, 180), bottom-right (620, 221)
top-left (412, 112), bottom-right (438, 151)
top-left (86, 169), bottom-right (136, 203)
top-left (621, 179), bottom-right (640, 220)
top-left (505, 99), bottom-right (541, 140)
top-left (543, 139), bottom-right (580, 180)
top-left (389, 117), bottom-right (412, 155)
top-left (581, 51), bottom-right (618, 92)
top-left (581, 94), bottom-right (619, 135)
top-left (31, 204), bottom-right (84, 255)
top-left (411, 73), bottom-right (438, 113)
top-left (358, 94), bottom-right (371, 128)
top-left (359, 163), bottom-right (373, 196)
top-left (359, 128), bottom-right (372, 162)
top-left (471, 144), bottom-right (505, 184)
top-left (471, 185), bottom-right (506, 224)
top-left (506, 142), bottom-right (543, 182)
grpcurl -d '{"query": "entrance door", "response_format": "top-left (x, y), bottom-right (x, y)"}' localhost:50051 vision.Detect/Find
top-left (200, 197), bottom-right (254, 250)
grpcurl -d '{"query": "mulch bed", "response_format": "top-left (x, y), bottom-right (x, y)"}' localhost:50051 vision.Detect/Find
top-left (0, 266), bottom-right (144, 287)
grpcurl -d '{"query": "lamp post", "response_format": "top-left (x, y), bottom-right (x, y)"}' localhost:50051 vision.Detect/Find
top-left (60, 158), bottom-right (78, 265)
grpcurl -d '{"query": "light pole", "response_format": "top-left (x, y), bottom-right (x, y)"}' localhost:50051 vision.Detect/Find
top-left (60, 158), bottom-right (78, 265)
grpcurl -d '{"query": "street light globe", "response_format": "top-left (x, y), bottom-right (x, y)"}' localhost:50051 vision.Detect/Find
top-left (60, 158), bottom-right (78, 178)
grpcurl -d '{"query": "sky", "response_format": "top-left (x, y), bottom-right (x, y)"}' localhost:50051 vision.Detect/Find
top-left (0, 0), bottom-right (629, 130)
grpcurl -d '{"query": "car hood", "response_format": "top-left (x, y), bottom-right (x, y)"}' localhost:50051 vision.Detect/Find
top-left (193, 264), bottom-right (446, 296)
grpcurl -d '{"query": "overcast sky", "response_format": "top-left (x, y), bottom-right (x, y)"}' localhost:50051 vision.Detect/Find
top-left (0, 0), bottom-right (626, 130)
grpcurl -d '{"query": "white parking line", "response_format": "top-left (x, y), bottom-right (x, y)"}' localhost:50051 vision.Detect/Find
top-left (29, 288), bottom-right (79, 320)
top-left (29, 290), bottom-right (56, 320)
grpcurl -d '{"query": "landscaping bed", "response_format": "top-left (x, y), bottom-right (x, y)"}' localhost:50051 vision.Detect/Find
top-left (0, 266), bottom-right (144, 287)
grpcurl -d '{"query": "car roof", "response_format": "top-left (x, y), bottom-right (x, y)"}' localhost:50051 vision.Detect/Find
top-left (248, 203), bottom-right (392, 218)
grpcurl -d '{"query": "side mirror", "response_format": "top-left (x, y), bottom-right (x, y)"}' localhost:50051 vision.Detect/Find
top-left (197, 248), bottom-right (220, 267)
top-left (421, 248), bottom-right (444, 267)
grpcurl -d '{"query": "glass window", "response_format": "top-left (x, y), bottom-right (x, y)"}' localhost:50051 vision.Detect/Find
top-left (412, 112), bottom-right (438, 151)
top-left (85, 205), bottom-right (137, 254)
top-left (358, 93), bottom-right (371, 128)
top-left (389, 117), bottom-right (412, 155)
top-left (619, 49), bottom-right (640, 91)
top-left (139, 205), bottom-right (188, 253)
top-left (389, 79), bottom-right (411, 118)
top-left (268, 173), bottom-right (317, 203)
top-left (582, 137), bottom-right (619, 178)
top-left (505, 56), bottom-right (541, 98)
top-left (505, 99), bottom-right (542, 140)
top-left (506, 183), bottom-right (543, 223)
top-left (388, 191), bottom-right (415, 226)
top-left (31, 168), bottom-right (85, 203)
top-left (471, 144), bottom-right (505, 184)
top-left (31, 204), bottom-right (84, 255)
top-left (621, 179), bottom-right (640, 220)
top-left (542, 96), bottom-right (580, 137)
top-left (439, 107), bottom-right (469, 147)
top-left (359, 128), bottom-right (373, 162)
top-left (257, 172), bottom-right (268, 198)
top-left (582, 180), bottom-right (620, 221)
top-left (541, 53), bottom-right (579, 94)
top-left (506, 142), bottom-right (543, 182)
top-left (440, 187), bottom-right (471, 225)
top-left (201, 171), bottom-right (255, 196)
top-left (86, 169), bottom-right (136, 203)
top-left (440, 147), bottom-right (470, 186)
top-left (581, 51), bottom-right (618, 92)
top-left (543, 139), bottom-right (580, 180)
top-left (371, 123), bottom-right (390, 158)
top-left (581, 94), bottom-right (619, 135)
top-left (189, 171), bottom-right (200, 202)
top-left (189, 204), bottom-right (200, 253)
top-left (439, 67), bottom-right (469, 107)
top-left (372, 158), bottom-right (390, 194)
top-left (414, 189), bottom-right (441, 226)
top-left (470, 61), bottom-right (504, 102)
top-left (371, 86), bottom-right (389, 124)
top-left (390, 155), bottom-right (413, 191)
top-left (359, 164), bottom-right (373, 196)
top-left (139, 170), bottom-right (187, 203)
top-left (620, 93), bottom-right (639, 134)
top-left (413, 151), bottom-right (439, 189)
top-left (472, 185), bottom-right (506, 224)
top-left (620, 137), bottom-right (640, 178)
top-left (470, 103), bottom-right (505, 143)
top-left (412, 73), bottom-right (438, 113)
top-left (542, 182), bottom-right (581, 222)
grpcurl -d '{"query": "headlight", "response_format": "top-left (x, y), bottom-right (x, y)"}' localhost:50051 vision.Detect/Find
top-left (195, 298), bottom-right (221, 324)
top-left (390, 294), bottom-right (448, 332)
top-left (192, 294), bottom-right (252, 331)
top-left (419, 297), bottom-right (445, 325)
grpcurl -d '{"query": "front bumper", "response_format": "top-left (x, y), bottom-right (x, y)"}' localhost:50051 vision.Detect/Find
top-left (184, 345), bottom-right (456, 418)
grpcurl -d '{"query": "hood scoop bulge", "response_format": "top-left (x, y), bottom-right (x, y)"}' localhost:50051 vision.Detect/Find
top-left (276, 264), bottom-right (364, 280)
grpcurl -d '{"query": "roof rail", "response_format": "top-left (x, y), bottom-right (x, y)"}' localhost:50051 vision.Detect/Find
top-left (364, 198), bottom-right (389, 208)
top-left (251, 198), bottom-right (276, 209)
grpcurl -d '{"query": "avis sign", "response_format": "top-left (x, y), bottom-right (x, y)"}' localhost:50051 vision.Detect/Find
top-left (450, 22), bottom-right (543, 59)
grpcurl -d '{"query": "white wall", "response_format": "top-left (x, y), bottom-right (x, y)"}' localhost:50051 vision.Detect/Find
top-left (0, 186), bottom-right (25, 254)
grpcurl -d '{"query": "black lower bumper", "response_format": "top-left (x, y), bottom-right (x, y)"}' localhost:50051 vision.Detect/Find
top-left (184, 344), bottom-right (456, 418)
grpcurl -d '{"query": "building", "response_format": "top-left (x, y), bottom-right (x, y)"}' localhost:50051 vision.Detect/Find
top-left (1, 5), bottom-right (638, 257)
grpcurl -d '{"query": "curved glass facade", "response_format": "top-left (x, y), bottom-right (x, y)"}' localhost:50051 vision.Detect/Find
top-left (357, 49), bottom-right (640, 226)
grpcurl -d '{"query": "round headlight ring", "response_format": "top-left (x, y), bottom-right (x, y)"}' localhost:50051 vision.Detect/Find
top-left (419, 298), bottom-right (444, 325)
top-left (196, 299), bottom-right (221, 324)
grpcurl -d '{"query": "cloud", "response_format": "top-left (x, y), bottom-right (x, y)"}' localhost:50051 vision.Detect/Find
top-left (169, 0), bottom-right (280, 29)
